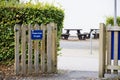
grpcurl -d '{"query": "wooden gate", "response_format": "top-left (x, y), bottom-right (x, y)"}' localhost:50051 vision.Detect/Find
top-left (14, 23), bottom-right (57, 75)
top-left (99, 23), bottom-right (120, 78)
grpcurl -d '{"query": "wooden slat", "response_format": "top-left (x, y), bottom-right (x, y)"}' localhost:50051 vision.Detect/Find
top-left (41, 24), bottom-right (46, 73)
top-left (14, 24), bottom-right (20, 75)
top-left (106, 31), bottom-right (111, 73)
top-left (99, 23), bottom-right (106, 78)
top-left (113, 32), bottom-right (118, 74)
top-left (28, 24), bottom-right (33, 74)
top-left (54, 23), bottom-right (57, 73)
top-left (47, 23), bottom-right (52, 73)
top-left (106, 65), bottom-right (120, 70)
top-left (21, 25), bottom-right (26, 75)
top-left (34, 24), bottom-right (39, 74)
top-left (51, 23), bottom-right (57, 73)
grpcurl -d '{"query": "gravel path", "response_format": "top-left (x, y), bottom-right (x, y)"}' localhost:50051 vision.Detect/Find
top-left (5, 70), bottom-right (120, 80)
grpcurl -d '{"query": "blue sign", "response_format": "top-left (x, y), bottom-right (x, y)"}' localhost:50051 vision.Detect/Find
top-left (31, 30), bottom-right (43, 40)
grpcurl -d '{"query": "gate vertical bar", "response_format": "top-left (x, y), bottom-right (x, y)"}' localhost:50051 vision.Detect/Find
top-left (113, 31), bottom-right (118, 74)
top-left (47, 23), bottom-right (52, 73)
top-left (99, 23), bottom-right (106, 78)
top-left (21, 25), bottom-right (27, 75)
top-left (28, 24), bottom-right (33, 74)
top-left (54, 23), bottom-right (57, 73)
top-left (34, 24), bottom-right (40, 74)
top-left (106, 31), bottom-right (112, 73)
top-left (51, 23), bottom-right (57, 73)
top-left (41, 24), bottom-right (46, 73)
top-left (51, 23), bottom-right (55, 72)
top-left (14, 24), bottom-right (20, 75)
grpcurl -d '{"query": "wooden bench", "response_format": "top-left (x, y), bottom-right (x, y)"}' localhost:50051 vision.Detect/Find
top-left (61, 33), bottom-right (70, 40)
top-left (63, 29), bottom-right (82, 40)
top-left (77, 33), bottom-right (87, 40)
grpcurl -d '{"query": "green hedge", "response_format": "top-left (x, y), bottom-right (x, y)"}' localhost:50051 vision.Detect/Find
top-left (106, 16), bottom-right (120, 26)
top-left (0, 2), bottom-right (64, 61)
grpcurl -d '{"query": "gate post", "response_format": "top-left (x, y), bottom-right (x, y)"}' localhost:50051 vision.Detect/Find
top-left (14, 24), bottom-right (20, 75)
top-left (99, 23), bottom-right (106, 78)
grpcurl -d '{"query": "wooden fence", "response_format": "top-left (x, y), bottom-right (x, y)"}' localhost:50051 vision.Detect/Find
top-left (14, 23), bottom-right (57, 75)
top-left (99, 23), bottom-right (120, 78)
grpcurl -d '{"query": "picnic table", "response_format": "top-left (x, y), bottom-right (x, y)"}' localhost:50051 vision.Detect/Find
top-left (61, 28), bottom-right (100, 40)
top-left (64, 29), bottom-right (82, 34)
top-left (61, 29), bottom-right (88, 40)
top-left (90, 29), bottom-right (99, 39)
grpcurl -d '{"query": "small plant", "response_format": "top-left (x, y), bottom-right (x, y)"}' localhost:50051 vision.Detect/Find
top-left (106, 16), bottom-right (120, 26)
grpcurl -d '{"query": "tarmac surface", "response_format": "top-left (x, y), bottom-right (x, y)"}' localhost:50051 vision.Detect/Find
top-left (56, 37), bottom-right (120, 80)
top-left (58, 38), bottom-right (99, 71)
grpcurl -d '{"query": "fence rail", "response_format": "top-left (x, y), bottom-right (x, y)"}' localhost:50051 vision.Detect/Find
top-left (14, 23), bottom-right (57, 75)
top-left (99, 23), bottom-right (120, 78)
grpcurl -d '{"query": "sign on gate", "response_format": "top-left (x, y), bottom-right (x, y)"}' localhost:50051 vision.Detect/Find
top-left (31, 30), bottom-right (43, 40)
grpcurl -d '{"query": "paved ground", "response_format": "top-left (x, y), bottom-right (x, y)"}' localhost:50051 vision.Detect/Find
top-left (58, 38), bottom-right (99, 71)
top-left (56, 37), bottom-right (120, 80)
top-left (1, 37), bottom-right (120, 80)
top-left (11, 71), bottom-right (120, 80)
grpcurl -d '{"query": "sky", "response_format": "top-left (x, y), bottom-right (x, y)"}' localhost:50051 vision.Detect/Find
top-left (21, 0), bottom-right (120, 33)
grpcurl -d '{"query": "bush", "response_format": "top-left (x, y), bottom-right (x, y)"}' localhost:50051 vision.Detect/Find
top-left (0, 2), bottom-right (64, 61)
top-left (106, 16), bottom-right (120, 26)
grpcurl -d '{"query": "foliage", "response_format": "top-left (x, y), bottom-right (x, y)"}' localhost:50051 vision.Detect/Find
top-left (0, 0), bottom-right (19, 2)
top-left (0, 1), bottom-right (64, 61)
top-left (106, 16), bottom-right (120, 26)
